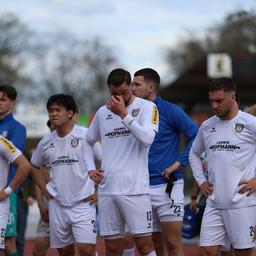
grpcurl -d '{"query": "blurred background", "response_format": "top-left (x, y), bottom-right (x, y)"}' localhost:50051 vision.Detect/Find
top-left (0, 0), bottom-right (256, 246)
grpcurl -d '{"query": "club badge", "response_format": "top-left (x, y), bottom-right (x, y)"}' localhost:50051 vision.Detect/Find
top-left (235, 123), bottom-right (244, 133)
top-left (71, 138), bottom-right (79, 147)
top-left (132, 109), bottom-right (140, 117)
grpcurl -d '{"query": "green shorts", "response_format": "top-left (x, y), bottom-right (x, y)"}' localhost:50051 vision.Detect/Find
top-left (5, 192), bottom-right (17, 237)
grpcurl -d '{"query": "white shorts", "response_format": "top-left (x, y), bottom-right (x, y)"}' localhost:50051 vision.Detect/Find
top-left (48, 199), bottom-right (96, 248)
top-left (35, 219), bottom-right (50, 238)
top-left (200, 204), bottom-right (256, 249)
top-left (98, 194), bottom-right (152, 237)
top-left (150, 181), bottom-right (184, 232)
top-left (0, 197), bottom-right (9, 249)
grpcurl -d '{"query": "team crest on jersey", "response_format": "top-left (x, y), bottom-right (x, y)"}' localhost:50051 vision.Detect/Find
top-left (0, 137), bottom-right (16, 153)
top-left (132, 109), bottom-right (140, 117)
top-left (71, 138), bottom-right (79, 148)
top-left (235, 123), bottom-right (244, 133)
top-left (1, 131), bottom-right (8, 137)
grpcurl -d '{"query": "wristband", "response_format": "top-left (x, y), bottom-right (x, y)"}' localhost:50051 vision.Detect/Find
top-left (4, 186), bottom-right (13, 195)
top-left (191, 196), bottom-right (197, 200)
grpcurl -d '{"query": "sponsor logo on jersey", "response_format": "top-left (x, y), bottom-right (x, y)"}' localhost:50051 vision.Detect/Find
top-left (51, 155), bottom-right (78, 166)
top-left (209, 141), bottom-right (240, 151)
top-left (106, 114), bottom-right (113, 120)
top-left (71, 138), bottom-right (79, 148)
top-left (1, 131), bottom-right (8, 137)
top-left (235, 123), bottom-right (244, 133)
top-left (132, 108), bottom-right (140, 117)
top-left (0, 137), bottom-right (16, 153)
top-left (210, 127), bottom-right (216, 133)
top-left (105, 127), bottom-right (131, 138)
top-left (152, 106), bottom-right (158, 125)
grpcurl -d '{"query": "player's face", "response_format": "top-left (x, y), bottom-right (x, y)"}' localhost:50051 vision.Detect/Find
top-left (108, 82), bottom-right (133, 106)
top-left (48, 103), bottom-right (74, 127)
top-left (132, 75), bottom-right (152, 100)
top-left (209, 90), bottom-right (236, 119)
top-left (0, 92), bottom-right (14, 118)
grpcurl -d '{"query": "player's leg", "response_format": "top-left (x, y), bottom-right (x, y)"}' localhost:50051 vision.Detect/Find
top-left (98, 195), bottom-right (125, 256)
top-left (123, 233), bottom-right (135, 256)
top-left (0, 198), bottom-right (10, 256)
top-left (150, 181), bottom-right (184, 256)
top-left (120, 195), bottom-right (156, 256)
top-left (223, 206), bottom-right (256, 256)
top-left (33, 219), bottom-right (50, 256)
top-left (71, 201), bottom-right (97, 256)
top-left (5, 193), bottom-right (18, 256)
top-left (199, 206), bottom-right (228, 256)
top-left (152, 232), bottom-right (165, 256)
top-left (48, 199), bottom-right (75, 256)
top-left (33, 237), bottom-right (50, 256)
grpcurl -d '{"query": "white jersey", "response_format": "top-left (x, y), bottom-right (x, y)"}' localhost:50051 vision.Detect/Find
top-left (191, 110), bottom-right (256, 209)
top-left (31, 125), bottom-right (96, 206)
top-left (86, 96), bottom-right (158, 196)
top-left (0, 136), bottom-right (21, 189)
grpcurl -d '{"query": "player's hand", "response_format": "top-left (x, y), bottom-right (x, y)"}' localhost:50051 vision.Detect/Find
top-left (41, 187), bottom-right (54, 200)
top-left (189, 199), bottom-right (198, 211)
top-left (84, 191), bottom-right (98, 205)
top-left (200, 181), bottom-right (213, 197)
top-left (88, 169), bottom-right (104, 184)
top-left (162, 161), bottom-right (181, 179)
top-left (107, 95), bottom-right (127, 119)
top-left (238, 179), bottom-right (256, 196)
top-left (0, 190), bottom-right (8, 201)
top-left (39, 204), bottom-right (49, 222)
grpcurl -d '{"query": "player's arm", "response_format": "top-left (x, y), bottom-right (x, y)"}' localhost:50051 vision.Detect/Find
top-left (0, 154), bottom-right (30, 200)
top-left (35, 184), bottom-right (49, 222)
top-left (30, 165), bottom-right (53, 200)
top-left (107, 95), bottom-right (158, 147)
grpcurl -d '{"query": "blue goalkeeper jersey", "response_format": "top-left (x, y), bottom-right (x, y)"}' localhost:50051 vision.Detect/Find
top-left (0, 113), bottom-right (26, 186)
top-left (149, 97), bottom-right (198, 186)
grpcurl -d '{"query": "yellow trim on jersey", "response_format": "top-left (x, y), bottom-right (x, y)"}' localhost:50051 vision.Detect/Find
top-left (0, 137), bottom-right (16, 154)
top-left (152, 106), bottom-right (159, 125)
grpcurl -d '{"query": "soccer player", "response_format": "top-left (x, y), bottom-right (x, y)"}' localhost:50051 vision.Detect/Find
top-left (33, 119), bottom-right (102, 256)
top-left (0, 136), bottom-right (31, 256)
top-left (0, 84), bottom-right (27, 256)
top-left (189, 77), bottom-right (256, 256)
top-left (86, 68), bottom-right (159, 256)
top-left (31, 94), bottom-right (103, 256)
top-left (132, 68), bottom-right (198, 256)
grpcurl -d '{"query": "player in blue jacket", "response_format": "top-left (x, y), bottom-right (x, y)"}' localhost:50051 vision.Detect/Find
top-left (132, 68), bottom-right (198, 256)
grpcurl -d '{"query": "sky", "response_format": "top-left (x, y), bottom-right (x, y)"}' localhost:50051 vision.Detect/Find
top-left (0, 0), bottom-right (255, 83)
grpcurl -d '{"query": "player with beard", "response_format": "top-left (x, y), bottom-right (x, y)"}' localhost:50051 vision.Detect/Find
top-left (86, 68), bottom-right (159, 256)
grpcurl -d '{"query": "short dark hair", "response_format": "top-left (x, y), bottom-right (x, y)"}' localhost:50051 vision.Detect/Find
top-left (0, 84), bottom-right (17, 100)
top-left (46, 119), bottom-right (52, 129)
top-left (134, 68), bottom-right (160, 90)
top-left (209, 77), bottom-right (239, 104)
top-left (47, 94), bottom-right (78, 114)
top-left (107, 68), bottom-right (131, 87)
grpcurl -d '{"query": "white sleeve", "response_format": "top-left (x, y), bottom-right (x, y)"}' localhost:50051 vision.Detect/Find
top-left (93, 142), bottom-right (102, 162)
top-left (31, 140), bottom-right (46, 168)
top-left (84, 139), bottom-right (96, 171)
top-left (0, 137), bottom-right (21, 163)
top-left (86, 111), bottom-right (101, 145)
top-left (189, 127), bottom-right (207, 186)
top-left (121, 104), bottom-right (158, 148)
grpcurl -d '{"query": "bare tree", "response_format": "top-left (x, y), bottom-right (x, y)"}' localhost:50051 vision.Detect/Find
top-left (32, 34), bottom-right (118, 113)
top-left (0, 13), bottom-right (32, 84)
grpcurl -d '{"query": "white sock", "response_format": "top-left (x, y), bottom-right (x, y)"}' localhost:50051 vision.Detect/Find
top-left (123, 247), bottom-right (135, 256)
top-left (145, 250), bottom-right (157, 256)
